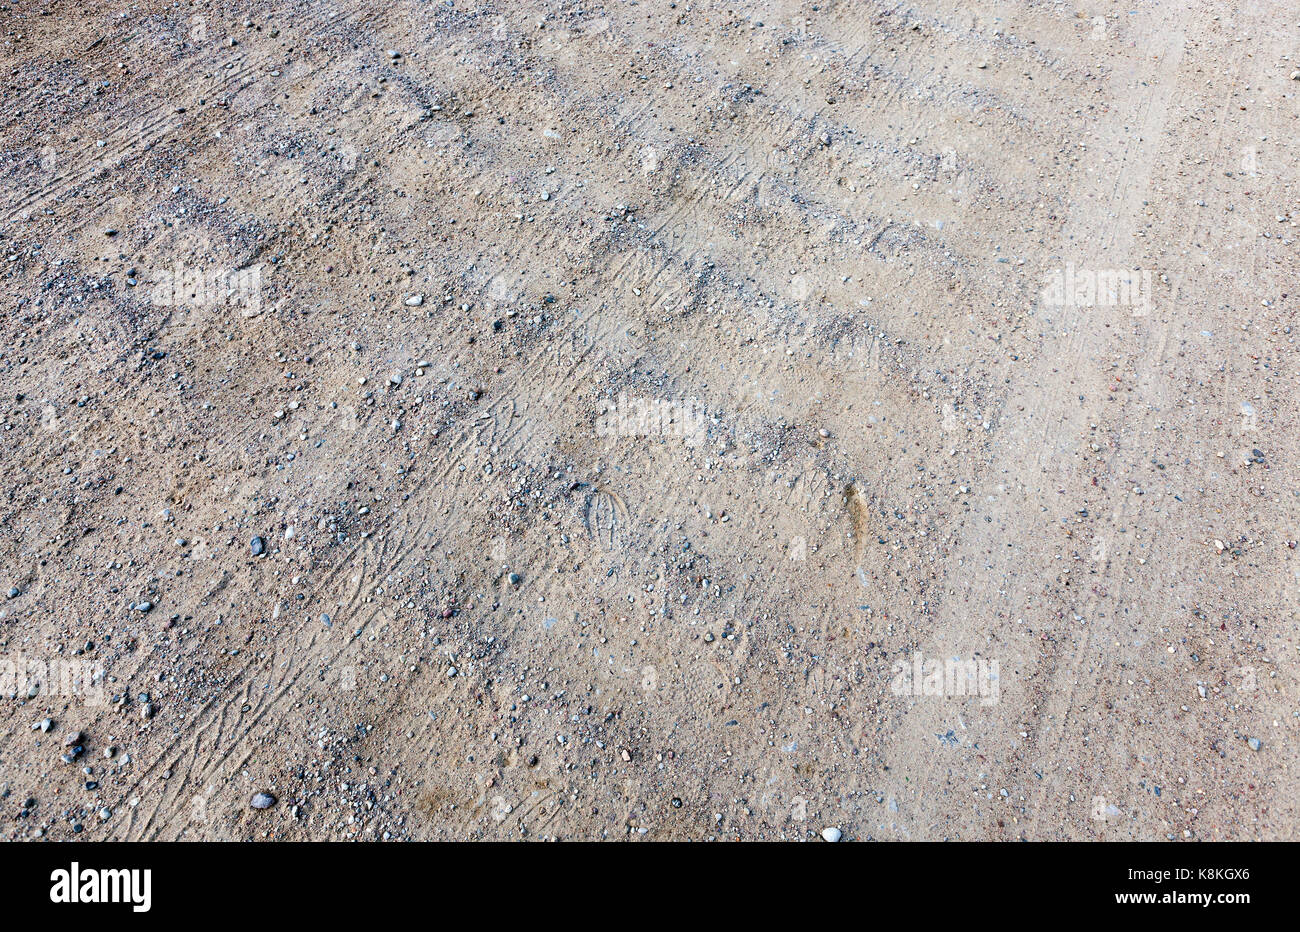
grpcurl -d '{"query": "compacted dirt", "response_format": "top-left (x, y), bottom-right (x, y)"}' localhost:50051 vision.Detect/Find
top-left (1, 0), bottom-right (1297, 840)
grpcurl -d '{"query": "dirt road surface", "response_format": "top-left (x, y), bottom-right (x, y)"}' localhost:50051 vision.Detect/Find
top-left (1, 0), bottom-right (1296, 840)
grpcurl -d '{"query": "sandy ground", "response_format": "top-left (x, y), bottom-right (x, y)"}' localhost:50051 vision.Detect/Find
top-left (0, 0), bottom-right (1296, 841)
